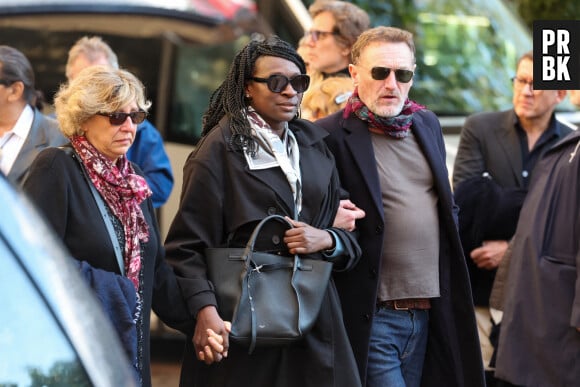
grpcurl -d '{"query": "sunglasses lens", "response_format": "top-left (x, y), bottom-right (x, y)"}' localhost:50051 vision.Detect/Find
top-left (109, 113), bottom-right (127, 125)
top-left (395, 70), bottom-right (414, 83)
top-left (267, 75), bottom-right (288, 93)
top-left (371, 67), bottom-right (390, 80)
top-left (290, 75), bottom-right (310, 93)
top-left (132, 111), bottom-right (147, 124)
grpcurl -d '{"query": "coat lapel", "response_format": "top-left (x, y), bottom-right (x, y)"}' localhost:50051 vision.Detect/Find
top-left (244, 160), bottom-right (296, 215)
top-left (496, 112), bottom-right (523, 185)
top-left (343, 116), bottom-right (384, 219)
top-left (411, 113), bottom-right (454, 207)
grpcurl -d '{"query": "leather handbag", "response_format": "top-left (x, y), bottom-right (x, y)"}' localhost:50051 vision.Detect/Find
top-left (205, 214), bottom-right (333, 353)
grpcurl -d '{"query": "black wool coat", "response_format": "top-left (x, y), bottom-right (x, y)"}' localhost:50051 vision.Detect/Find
top-left (164, 117), bottom-right (362, 387)
top-left (22, 146), bottom-right (193, 387)
top-left (317, 109), bottom-right (485, 387)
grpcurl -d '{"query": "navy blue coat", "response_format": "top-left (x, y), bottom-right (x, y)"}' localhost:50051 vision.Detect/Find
top-left (317, 109), bottom-right (485, 387)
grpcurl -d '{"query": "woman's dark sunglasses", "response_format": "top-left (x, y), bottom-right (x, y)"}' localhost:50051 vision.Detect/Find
top-left (250, 74), bottom-right (310, 93)
top-left (97, 111), bottom-right (147, 125)
top-left (371, 67), bottom-right (414, 83)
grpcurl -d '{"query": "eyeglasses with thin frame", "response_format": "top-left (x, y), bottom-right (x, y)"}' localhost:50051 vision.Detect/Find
top-left (364, 66), bottom-right (415, 83)
top-left (97, 111), bottom-right (147, 126)
top-left (511, 76), bottom-right (534, 91)
top-left (251, 74), bottom-right (310, 93)
top-left (304, 29), bottom-right (337, 43)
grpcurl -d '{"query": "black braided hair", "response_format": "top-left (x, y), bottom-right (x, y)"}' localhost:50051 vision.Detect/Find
top-left (201, 35), bottom-right (307, 154)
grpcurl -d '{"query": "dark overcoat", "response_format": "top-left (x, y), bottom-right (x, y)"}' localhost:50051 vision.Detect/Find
top-left (317, 109), bottom-right (485, 387)
top-left (21, 146), bottom-right (193, 387)
top-left (452, 109), bottom-right (572, 308)
top-left (495, 130), bottom-right (580, 387)
top-left (164, 117), bottom-right (362, 387)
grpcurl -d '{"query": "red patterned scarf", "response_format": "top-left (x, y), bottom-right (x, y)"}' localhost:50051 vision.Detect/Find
top-left (343, 88), bottom-right (425, 138)
top-left (71, 135), bottom-right (151, 291)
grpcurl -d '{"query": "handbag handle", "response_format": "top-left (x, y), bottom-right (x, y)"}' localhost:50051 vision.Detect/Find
top-left (241, 215), bottom-right (316, 273)
top-left (241, 214), bottom-right (294, 264)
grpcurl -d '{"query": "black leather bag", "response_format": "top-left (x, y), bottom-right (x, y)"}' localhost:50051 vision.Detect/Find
top-left (205, 214), bottom-right (333, 353)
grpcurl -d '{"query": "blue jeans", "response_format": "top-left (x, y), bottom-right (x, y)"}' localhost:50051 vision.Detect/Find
top-left (366, 307), bottom-right (429, 387)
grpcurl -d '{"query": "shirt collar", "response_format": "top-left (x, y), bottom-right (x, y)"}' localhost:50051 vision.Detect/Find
top-left (11, 105), bottom-right (34, 140)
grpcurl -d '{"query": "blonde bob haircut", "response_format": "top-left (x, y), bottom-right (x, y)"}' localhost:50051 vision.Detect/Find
top-left (54, 65), bottom-right (151, 137)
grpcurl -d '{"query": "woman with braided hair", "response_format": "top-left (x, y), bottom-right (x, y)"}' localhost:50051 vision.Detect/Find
top-left (165, 35), bottom-right (362, 387)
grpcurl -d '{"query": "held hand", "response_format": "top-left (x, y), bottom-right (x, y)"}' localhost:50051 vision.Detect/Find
top-left (284, 217), bottom-right (334, 254)
top-left (199, 322), bottom-right (232, 363)
top-left (193, 306), bottom-right (231, 364)
top-left (470, 240), bottom-right (509, 270)
top-left (332, 200), bottom-right (366, 231)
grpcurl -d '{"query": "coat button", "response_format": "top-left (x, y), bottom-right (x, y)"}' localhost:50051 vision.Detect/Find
top-left (364, 314), bottom-right (371, 321)
top-left (267, 207), bottom-right (277, 215)
top-left (375, 225), bottom-right (383, 234)
top-left (369, 268), bottom-right (377, 279)
top-left (272, 235), bottom-right (281, 245)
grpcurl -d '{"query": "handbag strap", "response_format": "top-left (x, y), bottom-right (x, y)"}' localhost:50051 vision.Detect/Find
top-left (60, 146), bottom-right (125, 275)
top-left (241, 214), bottom-right (301, 353)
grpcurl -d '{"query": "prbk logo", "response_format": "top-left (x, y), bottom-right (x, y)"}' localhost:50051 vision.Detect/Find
top-left (533, 20), bottom-right (580, 90)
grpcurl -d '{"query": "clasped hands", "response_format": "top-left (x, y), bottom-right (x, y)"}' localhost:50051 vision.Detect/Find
top-left (194, 305), bottom-right (231, 364)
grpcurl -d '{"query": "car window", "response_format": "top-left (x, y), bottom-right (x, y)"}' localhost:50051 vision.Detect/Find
top-left (0, 247), bottom-right (91, 386)
top-left (166, 36), bottom-right (251, 144)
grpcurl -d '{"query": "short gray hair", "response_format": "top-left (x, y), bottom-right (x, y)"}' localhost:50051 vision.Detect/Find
top-left (66, 36), bottom-right (119, 79)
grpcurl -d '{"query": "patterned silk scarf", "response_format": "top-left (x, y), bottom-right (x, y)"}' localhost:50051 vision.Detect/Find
top-left (71, 135), bottom-right (151, 291)
top-left (343, 88), bottom-right (425, 138)
top-left (245, 108), bottom-right (302, 215)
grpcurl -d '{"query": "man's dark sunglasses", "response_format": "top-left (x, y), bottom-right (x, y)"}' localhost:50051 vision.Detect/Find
top-left (370, 67), bottom-right (414, 83)
top-left (97, 111), bottom-right (147, 125)
top-left (250, 74), bottom-right (310, 93)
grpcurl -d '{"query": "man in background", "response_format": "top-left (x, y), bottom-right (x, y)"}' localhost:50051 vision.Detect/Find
top-left (0, 45), bottom-right (65, 184)
top-left (452, 50), bottom-right (571, 386)
top-left (66, 36), bottom-right (173, 208)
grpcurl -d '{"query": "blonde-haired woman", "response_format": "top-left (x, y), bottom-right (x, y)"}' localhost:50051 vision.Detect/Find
top-left (23, 65), bottom-right (192, 387)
